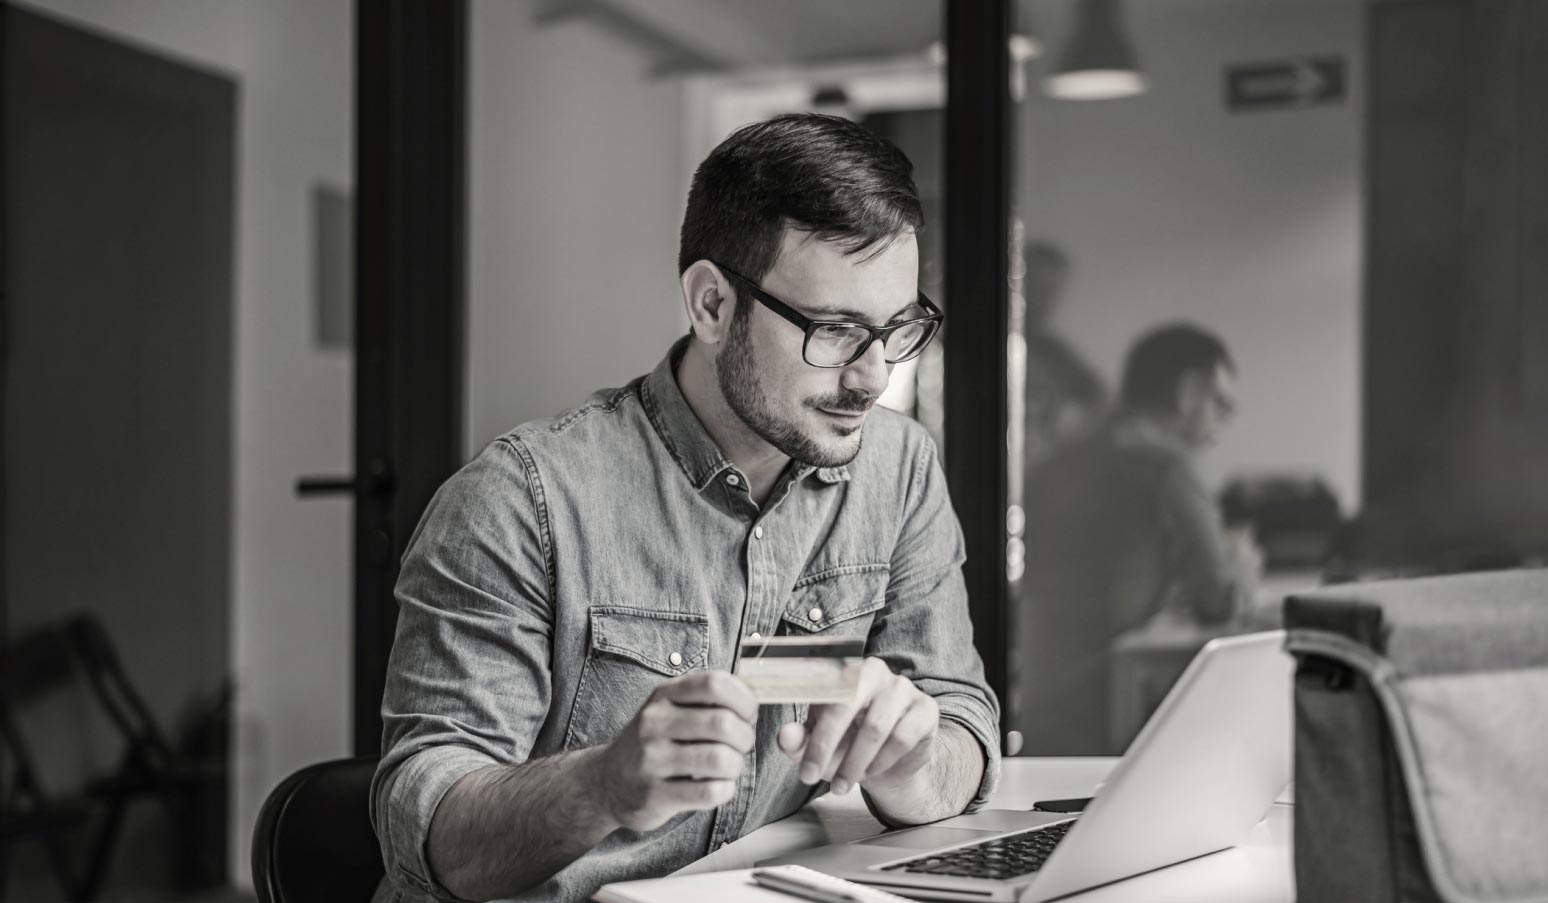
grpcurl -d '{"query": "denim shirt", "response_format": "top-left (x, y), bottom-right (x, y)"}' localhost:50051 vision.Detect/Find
top-left (371, 339), bottom-right (1001, 903)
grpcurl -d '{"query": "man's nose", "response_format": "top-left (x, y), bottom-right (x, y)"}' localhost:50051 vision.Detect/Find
top-left (839, 337), bottom-right (891, 399)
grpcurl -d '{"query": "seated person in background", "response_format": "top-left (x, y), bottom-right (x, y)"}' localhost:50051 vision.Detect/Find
top-left (1016, 323), bottom-right (1262, 755)
top-left (370, 113), bottom-right (999, 903)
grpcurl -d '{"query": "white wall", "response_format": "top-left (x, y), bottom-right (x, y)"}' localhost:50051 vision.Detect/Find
top-left (1019, 0), bottom-right (1364, 510)
top-left (16, 0), bottom-right (355, 887)
top-left (223, 1), bottom-right (354, 886)
top-left (466, 0), bottom-right (688, 453)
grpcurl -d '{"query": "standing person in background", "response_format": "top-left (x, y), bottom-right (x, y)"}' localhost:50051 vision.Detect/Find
top-left (1016, 323), bottom-right (1263, 755)
top-left (1020, 242), bottom-right (1107, 469)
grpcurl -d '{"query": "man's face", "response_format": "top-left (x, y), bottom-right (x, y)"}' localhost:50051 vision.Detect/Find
top-left (1176, 363), bottom-right (1238, 452)
top-left (716, 230), bottom-right (919, 468)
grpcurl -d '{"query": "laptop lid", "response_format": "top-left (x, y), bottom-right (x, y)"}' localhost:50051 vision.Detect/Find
top-left (1020, 630), bottom-right (1292, 902)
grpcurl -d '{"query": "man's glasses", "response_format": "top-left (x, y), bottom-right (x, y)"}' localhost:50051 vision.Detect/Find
top-left (714, 263), bottom-right (944, 369)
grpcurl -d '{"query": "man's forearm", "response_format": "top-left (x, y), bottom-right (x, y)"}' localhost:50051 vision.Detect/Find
top-left (863, 720), bottom-right (985, 826)
top-left (426, 746), bottom-right (617, 901)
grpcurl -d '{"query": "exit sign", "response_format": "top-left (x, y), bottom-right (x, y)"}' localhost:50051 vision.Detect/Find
top-left (1226, 56), bottom-right (1346, 112)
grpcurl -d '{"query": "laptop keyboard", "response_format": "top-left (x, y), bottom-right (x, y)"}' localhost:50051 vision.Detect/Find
top-left (878, 820), bottom-right (1075, 880)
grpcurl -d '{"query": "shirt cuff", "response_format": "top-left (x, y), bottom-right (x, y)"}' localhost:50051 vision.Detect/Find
top-left (377, 746), bottom-right (497, 903)
top-left (936, 694), bottom-right (1001, 812)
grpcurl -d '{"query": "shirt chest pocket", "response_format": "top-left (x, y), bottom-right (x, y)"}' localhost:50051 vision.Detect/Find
top-left (779, 568), bottom-right (889, 638)
top-left (564, 606), bottom-right (709, 750)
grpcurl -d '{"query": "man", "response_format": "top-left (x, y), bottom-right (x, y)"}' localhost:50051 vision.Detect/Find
top-left (370, 114), bottom-right (999, 903)
top-left (1015, 323), bottom-right (1261, 756)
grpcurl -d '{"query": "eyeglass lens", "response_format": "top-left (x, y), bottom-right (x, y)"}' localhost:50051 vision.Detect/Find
top-left (805, 319), bottom-right (938, 367)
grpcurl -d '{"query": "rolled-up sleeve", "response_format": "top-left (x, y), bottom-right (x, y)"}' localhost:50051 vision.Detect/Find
top-left (370, 438), bottom-right (554, 900)
top-left (868, 434), bottom-right (1001, 812)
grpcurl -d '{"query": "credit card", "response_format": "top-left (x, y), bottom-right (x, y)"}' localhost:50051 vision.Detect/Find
top-left (735, 635), bottom-right (865, 704)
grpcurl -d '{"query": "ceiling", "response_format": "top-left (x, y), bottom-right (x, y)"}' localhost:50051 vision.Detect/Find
top-left (532, 0), bottom-right (1360, 77)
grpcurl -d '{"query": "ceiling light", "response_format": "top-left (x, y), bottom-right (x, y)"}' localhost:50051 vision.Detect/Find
top-left (1044, 0), bottom-right (1147, 101)
top-left (924, 33), bottom-right (1042, 67)
top-left (1011, 34), bottom-right (1043, 63)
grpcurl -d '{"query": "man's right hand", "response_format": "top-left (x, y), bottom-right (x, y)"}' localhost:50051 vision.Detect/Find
top-left (593, 670), bottom-right (758, 832)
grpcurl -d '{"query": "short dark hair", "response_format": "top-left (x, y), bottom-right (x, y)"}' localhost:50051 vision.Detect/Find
top-left (678, 114), bottom-right (923, 288)
top-left (1119, 323), bottom-right (1234, 413)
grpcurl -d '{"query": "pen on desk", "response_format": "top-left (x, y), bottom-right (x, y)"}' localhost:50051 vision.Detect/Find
top-left (752, 871), bottom-right (858, 903)
top-left (751, 867), bottom-right (915, 903)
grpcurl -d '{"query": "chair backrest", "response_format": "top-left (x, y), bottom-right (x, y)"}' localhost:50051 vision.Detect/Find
top-left (64, 614), bottom-right (177, 769)
top-left (3, 613), bottom-right (177, 777)
top-left (1, 621), bottom-right (76, 809)
top-left (252, 757), bottom-right (384, 903)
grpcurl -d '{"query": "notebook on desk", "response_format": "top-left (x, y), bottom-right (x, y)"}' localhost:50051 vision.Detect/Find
top-left (762, 631), bottom-right (1293, 902)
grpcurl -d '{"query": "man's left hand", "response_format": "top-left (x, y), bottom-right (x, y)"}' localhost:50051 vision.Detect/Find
top-left (777, 657), bottom-right (939, 797)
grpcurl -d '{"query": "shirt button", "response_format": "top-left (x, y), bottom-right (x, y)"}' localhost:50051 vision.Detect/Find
top-left (726, 473), bottom-right (741, 486)
top-left (808, 607), bottom-right (824, 623)
top-left (669, 651), bottom-right (683, 667)
top-left (753, 525), bottom-right (764, 540)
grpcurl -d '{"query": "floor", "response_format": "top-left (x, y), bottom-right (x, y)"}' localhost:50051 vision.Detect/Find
top-left (3, 842), bottom-right (257, 903)
top-left (3, 877), bottom-right (257, 903)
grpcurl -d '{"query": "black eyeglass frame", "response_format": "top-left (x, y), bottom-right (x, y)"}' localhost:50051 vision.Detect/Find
top-left (713, 263), bottom-right (945, 368)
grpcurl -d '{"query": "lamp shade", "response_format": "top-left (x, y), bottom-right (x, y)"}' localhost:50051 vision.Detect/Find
top-left (1044, 0), bottom-right (1147, 100)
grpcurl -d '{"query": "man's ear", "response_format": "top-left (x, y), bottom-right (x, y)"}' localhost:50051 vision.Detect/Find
top-left (681, 260), bottom-right (737, 345)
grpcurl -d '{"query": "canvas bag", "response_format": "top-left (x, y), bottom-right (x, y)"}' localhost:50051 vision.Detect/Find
top-left (1283, 569), bottom-right (1548, 903)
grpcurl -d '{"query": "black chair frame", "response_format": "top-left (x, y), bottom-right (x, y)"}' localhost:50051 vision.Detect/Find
top-left (252, 756), bottom-right (383, 903)
top-left (0, 614), bottom-right (226, 902)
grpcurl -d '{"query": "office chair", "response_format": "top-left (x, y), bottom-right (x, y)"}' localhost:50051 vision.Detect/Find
top-left (1, 702), bottom-right (92, 903)
top-left (251, 757), bottom-right (384, 903)
top-left (2, 613), bottom-right (227, 902)
top-left (64, 616), bottom-right (227, 895)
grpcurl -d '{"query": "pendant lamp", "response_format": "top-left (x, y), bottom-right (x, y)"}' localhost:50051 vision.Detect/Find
top-left (1044, 0), bottom-right (1147, 100)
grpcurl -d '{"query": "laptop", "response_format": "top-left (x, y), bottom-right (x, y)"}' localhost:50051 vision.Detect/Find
top-left (764, 630), bottom-right (1293, 902)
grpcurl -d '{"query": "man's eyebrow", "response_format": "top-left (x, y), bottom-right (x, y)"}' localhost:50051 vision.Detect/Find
top-left (800, 297), bottom-right (921, 324)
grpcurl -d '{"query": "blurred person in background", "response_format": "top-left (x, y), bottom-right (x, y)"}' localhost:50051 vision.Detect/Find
top-left (1021, 242), bottom-right (1106, 468)
top-left (1016, 322), bottom-right (1263, 755)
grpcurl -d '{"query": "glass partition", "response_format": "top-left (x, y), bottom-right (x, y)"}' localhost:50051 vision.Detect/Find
top-left (1008, 0), bottom-right (1548, 757)
top-left (1006, 0), bottom-right (1364, 755)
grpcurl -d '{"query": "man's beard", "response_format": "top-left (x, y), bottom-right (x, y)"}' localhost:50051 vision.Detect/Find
top-left (717, 306), bottom-right (872, 468)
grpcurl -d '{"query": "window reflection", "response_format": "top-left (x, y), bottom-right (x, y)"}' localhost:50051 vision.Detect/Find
top-left (1009, 0), bottom-right (1548, 756)
top-left (1010, 0), bottom-right (1363, 754)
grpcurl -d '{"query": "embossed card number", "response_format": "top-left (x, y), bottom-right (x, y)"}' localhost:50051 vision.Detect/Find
top-left (735, 636), bottom-right (865, 704)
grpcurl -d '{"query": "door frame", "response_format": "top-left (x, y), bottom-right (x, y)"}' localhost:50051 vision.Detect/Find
top-left (352, 0), bottom-right (468, 755)
top-left (943, 0), bottom-right (1012, 734)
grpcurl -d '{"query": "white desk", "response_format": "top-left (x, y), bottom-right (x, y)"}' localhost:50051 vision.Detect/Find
top-left (672, 757), bottom-right (1294, 902)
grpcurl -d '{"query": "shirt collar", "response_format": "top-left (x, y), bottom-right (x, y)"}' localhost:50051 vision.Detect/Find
top-left (642, 337), bottom-right (850, 492)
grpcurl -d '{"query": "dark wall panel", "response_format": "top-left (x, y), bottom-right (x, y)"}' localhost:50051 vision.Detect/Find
top-left (1364, 0), bottom-right (1548, 564)
top-left (3, 6), bottom-right (235, 784)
